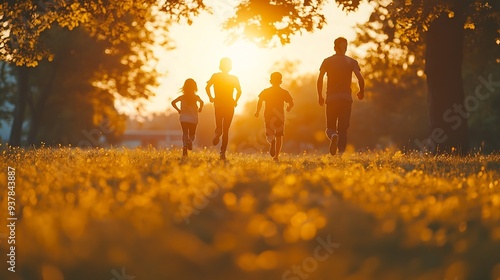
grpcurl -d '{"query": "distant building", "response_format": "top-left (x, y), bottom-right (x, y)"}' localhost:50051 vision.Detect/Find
top-left (120, 130), bottom-right (182, 148)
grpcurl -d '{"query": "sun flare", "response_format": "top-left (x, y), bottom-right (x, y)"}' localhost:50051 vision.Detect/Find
top-left (217, 40), bottom-right (273, 103)
top-left (220, 40), bottom-right (269, 79)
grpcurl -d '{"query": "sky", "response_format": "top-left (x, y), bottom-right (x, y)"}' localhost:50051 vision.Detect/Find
top-left (133, 1), bottom-right (374, 116)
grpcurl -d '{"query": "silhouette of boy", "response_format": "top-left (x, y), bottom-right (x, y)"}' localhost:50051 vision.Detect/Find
top-left (206, 57), bottom-right (242, 160)
top-left (317, 37), bottom-right (365, 156)
top-left (255, 72), bottom-right (294, 161)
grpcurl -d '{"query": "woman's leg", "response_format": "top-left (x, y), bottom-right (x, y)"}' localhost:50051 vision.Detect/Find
top-left (213, 108), bottom-right (223, 145)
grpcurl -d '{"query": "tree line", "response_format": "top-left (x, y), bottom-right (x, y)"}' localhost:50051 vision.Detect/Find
top-left (0, 0), bottom-right (498, 153)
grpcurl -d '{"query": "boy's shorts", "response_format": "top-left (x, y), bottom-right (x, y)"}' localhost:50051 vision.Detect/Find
top-left (265, 118), bottom-right (285, 137)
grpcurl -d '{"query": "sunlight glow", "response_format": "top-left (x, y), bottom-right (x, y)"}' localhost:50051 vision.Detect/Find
top-left (218, 40), bottom-right (273, 104)
top-left (130, 1), bottom-right (374, 116)
top-left (222, 41), bottom-right (268, 80)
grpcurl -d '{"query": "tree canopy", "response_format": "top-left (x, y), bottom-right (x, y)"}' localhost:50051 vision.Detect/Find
top-left (1, 0), bottom-right (166, 146)
top-left (2, 0), bottom-right (498, 66)
top-left (24, 23), bottom-right (157, 146)
top-left (0, 0), bottom-right (174, 66)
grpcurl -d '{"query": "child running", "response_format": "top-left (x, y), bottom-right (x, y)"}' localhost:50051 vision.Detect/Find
top-left (205, 57), bottom-right (242, 160)
top-left (254, 72), bottom-right (294, 161)
top-left (171, 78), bottom-right (204, 157)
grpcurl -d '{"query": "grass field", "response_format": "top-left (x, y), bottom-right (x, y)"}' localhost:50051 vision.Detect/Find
top-left (1, 147), bottom-right (500, 280)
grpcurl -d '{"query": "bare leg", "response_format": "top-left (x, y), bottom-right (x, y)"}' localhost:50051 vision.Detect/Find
top-left (187, 123), bottom-right (196, 150)
top-left (220, 108), bottom-right (235, 156)
top-left (180, 122), bottom-right (189, 147)
top-left (180, 122), bottom-right (189, 156)
top-left (213, 108), bottom-right (223, 145)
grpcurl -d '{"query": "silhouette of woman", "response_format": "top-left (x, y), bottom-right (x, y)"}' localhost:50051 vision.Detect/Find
top-left (205, 57), bottom-right (242, 160)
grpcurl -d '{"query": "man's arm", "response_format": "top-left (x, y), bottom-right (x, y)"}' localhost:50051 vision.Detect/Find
top-left (316, 70), bottom-right (326, 106)
top-left (353, 68), bottom-right (365, 100)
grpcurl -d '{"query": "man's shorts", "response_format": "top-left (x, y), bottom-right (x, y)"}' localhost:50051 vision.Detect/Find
top-left (265, 117), bottom-right (285, 137)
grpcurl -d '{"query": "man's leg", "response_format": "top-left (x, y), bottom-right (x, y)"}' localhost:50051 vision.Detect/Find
top-left (337, 100), bottom-right (352, 154)
top-left (274, 135), bottom-right (282, 161)
top-left (221, 107), bottom-right (235, 155)
top-left (325, 103), bottom-right (339, 139)
top-left (213, 108), bottom-right (223, 145)
top-left (326, 103), bottom-right (339, 155)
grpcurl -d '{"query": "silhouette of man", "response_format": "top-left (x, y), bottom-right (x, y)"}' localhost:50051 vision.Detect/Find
top-left (317, 37), bottom-right (365, 156)
top-left (206, 57), bottom-right (242, 160)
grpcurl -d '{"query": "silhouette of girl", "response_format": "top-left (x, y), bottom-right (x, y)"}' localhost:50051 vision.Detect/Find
top-left (171, 78), bottom-right (204, 156)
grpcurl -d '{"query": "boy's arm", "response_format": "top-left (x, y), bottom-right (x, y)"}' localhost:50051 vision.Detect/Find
top-left (354, 68), bottom-right (365, 100)
top-left (316, 70), bottom-right (326, 106)
top-left (254, 98), bottom-right (263, 117)
top-left (171, 97), bottom-right (181, 113)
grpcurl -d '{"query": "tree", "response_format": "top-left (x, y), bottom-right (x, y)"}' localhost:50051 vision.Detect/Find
top-left (354, 1), bottom-right (499, 153)
top-left (0, 61), bottom-right (15, 131)
top-left (23, 25), bottom-right (157, 146)
top-left (0, 0), bottom-right (190, 146)
top-left (3, 0), bottom-right (498, 151)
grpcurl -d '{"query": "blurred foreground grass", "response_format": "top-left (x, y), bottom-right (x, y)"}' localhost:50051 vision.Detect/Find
top-left (1, 147), bottom-right (500, 280)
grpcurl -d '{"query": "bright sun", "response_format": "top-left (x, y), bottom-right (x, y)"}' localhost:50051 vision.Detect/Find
top-left (218, 40), bottom-right (274, 100)
top-left (221, 41), bottom-right (265, 74)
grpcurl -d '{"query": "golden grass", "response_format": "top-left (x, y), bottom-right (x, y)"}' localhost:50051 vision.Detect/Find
top-left (1, 147), bottom-right (499, 280)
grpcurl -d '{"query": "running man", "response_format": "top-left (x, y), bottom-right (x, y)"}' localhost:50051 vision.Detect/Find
top-left (317, 37), bottom-right (365, 156)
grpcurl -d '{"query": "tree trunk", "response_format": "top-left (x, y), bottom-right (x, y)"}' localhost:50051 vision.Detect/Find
top-left (8, 66), bottom-right (29, 147)
top-left (27, 109), bottom-right (41, 146)
top-left (425, 9), bottom-right (469, 155)
top-left (27, 65), bottom-right (58, 146)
